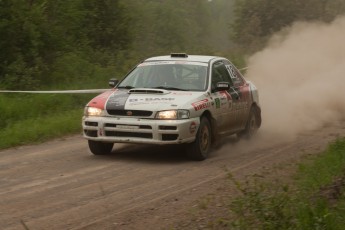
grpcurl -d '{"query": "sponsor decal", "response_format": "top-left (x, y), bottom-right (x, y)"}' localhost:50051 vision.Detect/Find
top-left (192, 99), bottom-right (211, 111)
top-left (217, 83), bottom-right (229, 88)
top-left (144, 97), bottom-right (175, 101)
top-left (99, 128), bottom-right (104, 136)
top-left (219, 91), bottom-right (231, 101)
top-left (233, 101), bottom-right (249, 110)
top-left (128, 97), bottom-right (175, 105)
top-left (218, 91), bottom-right (232, 109)
top-left (190, 121), bottom-right (197, 134)
top-left (215, 98), bottom-right (221, 109)
top-left (171, 92), bottom-right (193, 96)
top-left (230, 85), bottom-right (250, 110)
top-left (240, 85), bottom-right (250, 101)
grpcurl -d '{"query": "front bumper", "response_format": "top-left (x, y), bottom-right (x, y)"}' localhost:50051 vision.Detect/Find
top-left (82, 116), bottom-right (200, 144)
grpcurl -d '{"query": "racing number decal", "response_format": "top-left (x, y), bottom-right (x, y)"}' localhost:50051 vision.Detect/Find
top-left (225, 64), bottom-right (242, 100)
top-left (225, 65), bottom-right (237, 80)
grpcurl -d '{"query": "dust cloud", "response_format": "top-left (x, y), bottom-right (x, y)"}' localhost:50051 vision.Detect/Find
top-left (246, 15), bottom-right (345, 140)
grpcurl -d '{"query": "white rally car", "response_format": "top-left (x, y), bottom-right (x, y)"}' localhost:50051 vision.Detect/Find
top-left (83, 53), bottom-right (261, 160)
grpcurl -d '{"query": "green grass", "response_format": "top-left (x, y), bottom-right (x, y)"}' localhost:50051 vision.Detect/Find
top-left (0, 109), bottom-right (84, 149)
top-left (0, 94), bottom-right (93, 149)
top-left (297, 139), bottom-right (345, 193)
top-left (224, 138), bottom-right (345, 229)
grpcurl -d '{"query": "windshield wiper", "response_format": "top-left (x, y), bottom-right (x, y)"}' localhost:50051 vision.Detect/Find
top-left (154, 86), bottom-right (187, 91)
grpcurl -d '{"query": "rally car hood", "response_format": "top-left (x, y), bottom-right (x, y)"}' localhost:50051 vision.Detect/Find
top-left (87, 88), bottom-right (206, 113)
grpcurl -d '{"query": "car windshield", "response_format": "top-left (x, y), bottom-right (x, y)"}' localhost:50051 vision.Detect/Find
top-left (118, 61), bottom-right (208, 91)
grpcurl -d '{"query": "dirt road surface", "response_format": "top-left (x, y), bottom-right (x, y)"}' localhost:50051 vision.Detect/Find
top-left (1, 122), bottom-right (345, 230)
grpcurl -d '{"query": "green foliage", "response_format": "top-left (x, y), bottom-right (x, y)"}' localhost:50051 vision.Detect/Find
top-left (232, 0), bottom-right (345, 53)
top-left (228, 138), bottom-right (345, 229)
top-left (0, 93), bottom-right (92, 149)
top-left (0, 0), bottom-right (131, 90)
top-left (0, 109), bottom-right (83, 149)
top-left (228, 174), bottom-right (295, 229)
top-left (297, 138), bottom-right (345, 195)
top-left (0, 0), bottom-right (46, 89)
top-left (0, 0), bottom-right (241, 91)
top-left (0, 94), bottom-right (90, 128)
top-left (125, 0), bottom-right (236, 57)
top-left (82, 0), bottom-right (131, 51)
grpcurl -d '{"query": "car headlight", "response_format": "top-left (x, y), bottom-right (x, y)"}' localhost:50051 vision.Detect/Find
top-left (84, 107), bottom-right (103, 116)
top-left (155, 110), bottom-right (190, 120)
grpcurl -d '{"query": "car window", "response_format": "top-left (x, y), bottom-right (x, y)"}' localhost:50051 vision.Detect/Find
top-left (224, 62), bottom-right (244, 87)
top-left (119, 62), bottom-right (208, 91)
top-left (233, 68), bottom-right (245, 86)
top-left (120, 67), bottom-right (150, 88)
top-left (211, 61), bottom-right (233, 90)
top-left (179, 65), bottom-right (208, 90)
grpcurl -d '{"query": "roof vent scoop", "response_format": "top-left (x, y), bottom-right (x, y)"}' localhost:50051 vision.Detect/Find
top-left (170, 53), bottom-right (188, 58)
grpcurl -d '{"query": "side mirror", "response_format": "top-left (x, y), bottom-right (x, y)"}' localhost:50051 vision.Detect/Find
top-left (215, 82), bottom-right (230, 91)
top-left (109, 78), bottom-right (119, 88)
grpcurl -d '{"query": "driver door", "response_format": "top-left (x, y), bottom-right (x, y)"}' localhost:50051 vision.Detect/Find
top-left (211, 61), bottom-right (238, 132)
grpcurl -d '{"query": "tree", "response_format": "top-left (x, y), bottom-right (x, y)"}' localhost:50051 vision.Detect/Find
top-left (125, 0), bottom-right (236, 57)
top-left (231, 0), bottom-right (345, 53)
top-left (0, 0), bottom-right (47, 89)
top-left (0, 0), bottom-right (132, 89)
top-left (82, 0), bottom-right (131, 52)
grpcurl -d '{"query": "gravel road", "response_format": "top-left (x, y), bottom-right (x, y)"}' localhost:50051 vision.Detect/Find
top-left (1, 122), bottom-right (344, 230)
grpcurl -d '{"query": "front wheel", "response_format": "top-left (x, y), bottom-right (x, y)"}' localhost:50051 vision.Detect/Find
top-left (187, 117), bottom-right (212, 161)
top-left (88, 140), bottom-right (113, 155)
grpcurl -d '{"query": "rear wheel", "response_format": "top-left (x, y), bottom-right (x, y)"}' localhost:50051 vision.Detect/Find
top-left (88, 140), bottom-right (113, 155)
top-left (187, 117), bottom-right (212, 161)
top-left (237, 107), bottom-right (259, 139)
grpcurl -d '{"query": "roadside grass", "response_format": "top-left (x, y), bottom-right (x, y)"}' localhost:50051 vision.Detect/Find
top-left (180, 138), bottom-right (345, 229)
top-left (0, 109), bottom-right (83, 149)
top-left (0, 57), bottom-right (122, 150)
top-left (0, 94), bottom-right (92, 149)
top-left (225, 138), bottom-right (345, 229)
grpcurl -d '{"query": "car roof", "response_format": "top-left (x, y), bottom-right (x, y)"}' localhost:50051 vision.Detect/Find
top-left (144, 54), bottom-right (221, 63)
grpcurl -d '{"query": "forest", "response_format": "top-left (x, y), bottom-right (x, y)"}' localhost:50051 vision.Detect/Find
top-left (1, 0), bottom-right (345, 90)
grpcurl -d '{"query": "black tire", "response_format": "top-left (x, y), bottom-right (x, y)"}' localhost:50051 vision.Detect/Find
top-left (238, 107), bottom-right (259, 140)
top-left (187, 117), bottom-right (212, 161)
top-left (88, 140), bottom-right (113, 155)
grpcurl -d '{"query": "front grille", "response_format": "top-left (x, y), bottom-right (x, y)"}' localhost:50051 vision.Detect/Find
top-left (162, 134), bottom-right (179, 141)
top-left (105, 123), bottom-right (152, 129)
top-left (105, 131), bottom-right (152, 139)
top-left (84, 130), bottom-right (97, 137)
top-left (85, 121), bottom-right (98, 127)
top-left (107, 110), bottom-right (153, 117)
top-left (159, 125), bottom-right (177, 130)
